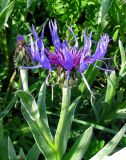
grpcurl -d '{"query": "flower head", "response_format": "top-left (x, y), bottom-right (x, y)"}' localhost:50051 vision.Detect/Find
top-left (18, 21), bottom-right (110, 96)
top-left (47, 20), bottom-right (110, 95)
top-left (16, 35), bottom-right (24, 42)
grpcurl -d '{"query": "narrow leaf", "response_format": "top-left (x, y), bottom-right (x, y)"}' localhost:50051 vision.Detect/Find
top-left (19, 148), bottom-right (26, 159)
top-left (8, 137), bottom-right (18, 160)
top-left (26, 143), bottom-right (41, 160)
top-left (90, 123), bottom-right (126, 160)
top-left (37, 80), bottom-right (53, 139)
top-left (0, 0), bottom-right (10, 12)
top-left (0, 96), bottom-right (17, 120)
top-left (105, 70), bottom-right (117, 103)
top-left (64, 127), bottom-right (93, 160)
top-left (0, 1), bottom-right (14, 31)
top-left (104, 101), bottom-right (126, 122)
top-left (16, 90), bottom-right (40, 121)
top-left (21, 107), bottom-right (56, 160)
top-left (0, 121), bottom-right (8, 160)
top-left (98, 0), bottom-right (114, 24)
top-left (119, 39), bottom-right (126, 67)
top-left (27, 0), bottom-right (34, 8)
top-left (37, 80), bottom-right (48, 126)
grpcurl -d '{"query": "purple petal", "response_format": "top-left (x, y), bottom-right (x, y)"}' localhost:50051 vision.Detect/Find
top-left (58, 44), bottom-right (73, 70)
top-left (49, 20), bottom-right (60, 48)
top-left (40, 21), bottom-right (46, 40)
top-left (31, 24), bottom-right (38, 40)
top-left (39, 41), bottom-right (51, 69)
top-left (30, 38), bottom-right (51, 70)
top-left (93, 34), bottom-right (109, 61)
top-left (79, 55), bottom-right (89, 72)
top-left (83, 30), bottom-right (92, 55)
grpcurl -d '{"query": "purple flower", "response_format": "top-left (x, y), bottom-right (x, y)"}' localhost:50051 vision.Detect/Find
top-left (16, 35), bottom-right (24, 41)
top-left (30, 36), bottom-right (51, 70)
top-left (19, 21), bottom-right (110, 96)
top-left (48, 21), bottom-right (110, 73)
top-left (47, 20), bottom-right (110, 95)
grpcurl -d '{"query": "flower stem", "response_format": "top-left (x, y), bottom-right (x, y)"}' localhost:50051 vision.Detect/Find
top-left (20, 69), bottom-right (29, 91)
top-left (55, 87), bottom-right (71, 159)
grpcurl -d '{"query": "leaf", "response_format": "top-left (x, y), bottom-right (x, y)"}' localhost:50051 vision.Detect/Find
top-left (8, 137), bottom-right (18, 160)
top-left (90, 123), bottom-right (126, 160)
top-left (0, 120), bottom-right (8, 160)
top-left (0, 1), bottom-right (14, 31)
top-left (0, 96), bottom-right (17, 120)
top-left (104, 101), bottom-right (126, 123)
top-left (26, 143), bottom-right (41, 160)
top-left (19, 148), bottom-right (26, 160)
top-left (119, 39), bottom-right (126, 70)
top-left (112, 28), bottom-right (119, 42)
top-left (64, 127), bottom-right (93, 160)
top-left (27, 0), bottom-right (34, 8)
top-left (37, 80), bottom-right (53, 139)
top-left (47, 111), bottom-right (126, 137)
top-left (0, 0), bottom-right (10, 12)
top-left (105, 70), bottom-right (117, 103)
top-left (103, 147), bottom-right (126, 160)
top-left (98, 0), bottom-right (114, 24)
top-left (16, 90), bottom-right (40, 121)
top-left (37, 80), bottom-right (48, 126)
top-left (21, 107), bottom-right (56, 160)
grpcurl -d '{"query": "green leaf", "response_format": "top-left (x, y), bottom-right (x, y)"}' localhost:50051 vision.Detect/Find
top-left (98, 0), bottom-right (114, 24)
top-left (27, 0), bottom-right (34, 8)
top-left (104, 101), bottom-right (126, 123)
top-left (0, 96), bottom-right (17, 120)
top-left (90, 123), bottom-right (126, 160)
top-left (0, 1), bottom-right (14, 31)
top-left (0, 0), bottom-right (10, 12)
top-left (8, 137), bottom-right (18, 160)
top-left (16, 90), bottom-right (40, 121)
top-left (26, 143), bottom-right (41, 160)
top-left (119, 39), bottom-right (126, 68)
top-left (64, 127), bottom-right (93, 160)
top-left (0, 120), bottom-right (8, 160)
top-left (37, 80), bottom-right (53, 139)
top-left (112, 28), bottom-right (119, 42)
top-left (21, 108), bottom-right (56, 160)
top-left (19, 148), bottom-right (26, 160)
top-left (47, 111), bottom-right (126, 137)
top-left (37, 80), bottom-right (49, 126)
top-left (105, 70), bottom-right (117, 103)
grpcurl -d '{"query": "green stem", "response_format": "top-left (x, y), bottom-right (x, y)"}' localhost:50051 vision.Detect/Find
top-left (20, 69), bottom-right (29, 92)
top-left (55, 87), bottom-right (71, 159)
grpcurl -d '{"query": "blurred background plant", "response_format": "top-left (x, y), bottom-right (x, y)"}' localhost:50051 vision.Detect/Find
top-left (1, 0), bottom-right (126, 159)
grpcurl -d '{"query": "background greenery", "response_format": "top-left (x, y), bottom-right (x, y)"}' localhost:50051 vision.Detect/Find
top-left (1, 0), bottom-right (126, 159)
